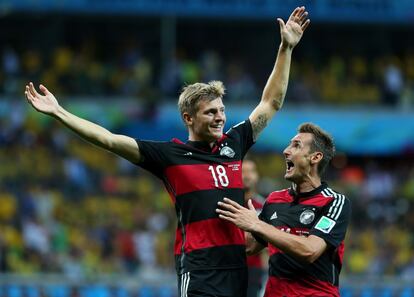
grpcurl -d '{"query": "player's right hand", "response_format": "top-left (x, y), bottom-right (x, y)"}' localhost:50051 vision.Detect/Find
top-left (25, 82), bottom-right (60, 116)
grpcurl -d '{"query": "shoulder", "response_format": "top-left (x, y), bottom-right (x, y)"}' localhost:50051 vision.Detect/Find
top-left (224, 119), bottom-right (251, 135)
top-left (321, 187), bottom-right (351, 218)
top-left (266, 188), bottom-right (292, 204)
top-left (321, 187), bottom-right (350, 204)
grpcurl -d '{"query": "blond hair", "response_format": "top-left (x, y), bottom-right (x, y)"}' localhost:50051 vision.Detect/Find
top-left (178, 81), bottom-right (225, 119)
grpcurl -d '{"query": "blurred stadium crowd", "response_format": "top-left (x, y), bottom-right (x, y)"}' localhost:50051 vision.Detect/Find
top-left (1, 18), bottom-right (414, 108)
top-left (1, 39), bottom-right (413, 108)
top-left (0, 11), bottom-right (414, 297)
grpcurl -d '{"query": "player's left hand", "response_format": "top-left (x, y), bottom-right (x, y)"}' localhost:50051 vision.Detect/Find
top-left (216, 198), bottom-right (259, 232)
top-left (279, 6), bottom-right (310, 49)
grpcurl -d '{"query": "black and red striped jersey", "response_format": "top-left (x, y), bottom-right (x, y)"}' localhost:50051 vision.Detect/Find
top-left (247, 196), bottom-right (265, 269)
top-left (258, 182), bottom-right (351, 297)
top-left (136, 119), bottom-right (254, 274)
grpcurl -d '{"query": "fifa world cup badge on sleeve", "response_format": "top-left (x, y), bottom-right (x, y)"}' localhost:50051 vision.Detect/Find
top-left (315, 216), bottom-right (336, 233)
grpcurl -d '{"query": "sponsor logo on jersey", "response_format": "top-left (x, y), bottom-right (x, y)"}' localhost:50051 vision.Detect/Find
top-left (314, 216), bottom-right (336, 233)
top-left (270, 211), bottom-right (278, 220)
top-left (300, 209), bottom-right (315, 225)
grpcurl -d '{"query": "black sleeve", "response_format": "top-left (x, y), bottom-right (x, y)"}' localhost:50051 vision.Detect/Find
top-left (310, 196), bottom-right (351, 248)
top-left (135, 139), bottom-right (171, 179)
top-left (225, 119), bottom-right (255, 158)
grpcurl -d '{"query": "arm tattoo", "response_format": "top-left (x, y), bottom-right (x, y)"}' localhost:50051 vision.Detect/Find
top-left (252, 114), bottom-right (269, 142)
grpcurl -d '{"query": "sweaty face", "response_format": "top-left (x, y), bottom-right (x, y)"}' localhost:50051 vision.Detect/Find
top-left (190, 98), bottom-right (226, 143)
top-left (283, 133), bottom-right (315, 183)
top-left (242, 160), bottom-right (259, 192)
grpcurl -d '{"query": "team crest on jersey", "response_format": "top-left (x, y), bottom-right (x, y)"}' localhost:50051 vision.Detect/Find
top-left (299, 209), bottom-right (315, 225)
top-left (220, 146), bottom-right (235, 158)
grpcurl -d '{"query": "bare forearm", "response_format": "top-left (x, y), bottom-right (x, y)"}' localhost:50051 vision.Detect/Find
top-left (261, 44), bottom-right (293, 111)
top-left (53, 106), bottom-right (140, 163)
top-left (253, 220), bottom-right (317, 263)
top-left (55, 106), bottom-right (115, 149)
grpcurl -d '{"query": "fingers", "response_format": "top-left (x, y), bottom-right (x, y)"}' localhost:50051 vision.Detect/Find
top-left (290, 6), bottom-right (302, 19)
top-left (216, 208), bottom-right (235, 218)
top-left (222, 197), bottom-right (242, 209)
top-left (217, 201), bottom-right (238, 213)
top-left (39, 84), bottom-right (50, 95)
top-left (216, 207), bottom-right (236, 222)
top-left (247, 199), bottom-right (256, 211)
top-left (277, 18), bottom-right (285, 31)
top-left (216, 198), bottom-right (243, 219)
top-left (299, 11), bottom-right (308, 24)
top-left (25, 85), bottom-right (35, 102)
top-left (28, 82), bottom-right (38, 98)
top-left (289, 6), bottom-right (309, 26)
top-left (29, 82), bottom-right (36, 98)
top-left (302, 19), bottom-right (311, 32)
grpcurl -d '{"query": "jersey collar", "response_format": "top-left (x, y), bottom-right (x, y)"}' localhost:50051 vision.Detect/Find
top-left (186, 140), bottom-right (215, 152)
top-left (288, 182), bottom-right (328, 199)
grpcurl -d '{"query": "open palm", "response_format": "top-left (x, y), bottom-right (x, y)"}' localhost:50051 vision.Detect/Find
top-left (25, 83), bottom-right (59, 116)
top-left (279, 6), bottom-right (310, 48)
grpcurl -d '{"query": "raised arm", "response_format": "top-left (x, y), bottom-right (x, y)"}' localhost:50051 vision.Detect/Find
top-left (249, 6), bottom-right (310, 141)
top-left (25, 82), bottom-right (141, 164)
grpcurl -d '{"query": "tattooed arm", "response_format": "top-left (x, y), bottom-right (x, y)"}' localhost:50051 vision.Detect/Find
top-left (249, 6), bottom-right (310, 141)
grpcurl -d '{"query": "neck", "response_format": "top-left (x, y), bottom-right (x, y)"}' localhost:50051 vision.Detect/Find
top-left (188, 134), bottom-right (216, 148)
top-left (292, 175), bottom-right (321, 193)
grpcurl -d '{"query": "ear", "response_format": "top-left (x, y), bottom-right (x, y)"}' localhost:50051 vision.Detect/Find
top-left (182, 112), bottom-right (193, 126)
top-left (310, 152), bottom-right (323, 165)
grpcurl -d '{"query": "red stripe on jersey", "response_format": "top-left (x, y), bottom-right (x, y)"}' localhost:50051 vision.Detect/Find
top-left (268, 226), bottom-right (310, 256)
top-left (174, 227), bottom-right (183, 255)
top-left (338, 241), bottom-right (345, 264)
top-left (268, 244), bottom-right (282, 256)
top-left (264, 275), bottom-right (339, 297)
top-left (174, 218), bottom-right (245, 254)
top-left (266, 190), bottom-right (293, 204)
top-left (247, 254), bottom-right (263, 268)
top-left (299, 195), bottom-right (334, 207)
top-left (164, 161), bottom-right (243, 196)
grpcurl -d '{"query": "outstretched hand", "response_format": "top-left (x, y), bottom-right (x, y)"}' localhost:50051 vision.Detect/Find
top-left (278, 6), bottom-right (310, 49)
top-left (216, 198), bottom-right (260, 232)
top-left (25, 82), bottom-right (60, 116)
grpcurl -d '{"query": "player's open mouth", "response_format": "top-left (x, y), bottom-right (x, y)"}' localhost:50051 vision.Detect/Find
top-left (286, 160), bottom-right (295, 173)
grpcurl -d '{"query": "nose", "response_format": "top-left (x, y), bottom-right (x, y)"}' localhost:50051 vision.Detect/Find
top-left (283, 147), bottom-right (290, 157)
top-left (215, 110), bottom-right (225, 121)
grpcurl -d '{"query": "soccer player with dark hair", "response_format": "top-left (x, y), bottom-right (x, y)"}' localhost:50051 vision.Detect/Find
top-left (25, 7), bottom-right (310, 297)
top-left (217, 123), bottom-right (351, 297)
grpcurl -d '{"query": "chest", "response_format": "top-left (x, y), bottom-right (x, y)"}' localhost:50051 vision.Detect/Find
top-left (164, 143), bottom-right (243, 192)
top-left (261, 203), bottom-right (324, 230)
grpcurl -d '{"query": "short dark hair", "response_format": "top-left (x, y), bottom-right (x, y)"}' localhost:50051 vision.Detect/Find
top-left (298, 122), bottom-right (335, 176)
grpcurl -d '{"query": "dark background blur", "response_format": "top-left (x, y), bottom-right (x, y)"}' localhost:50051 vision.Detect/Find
top-left (1, 0), bottom-right (414, 296)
